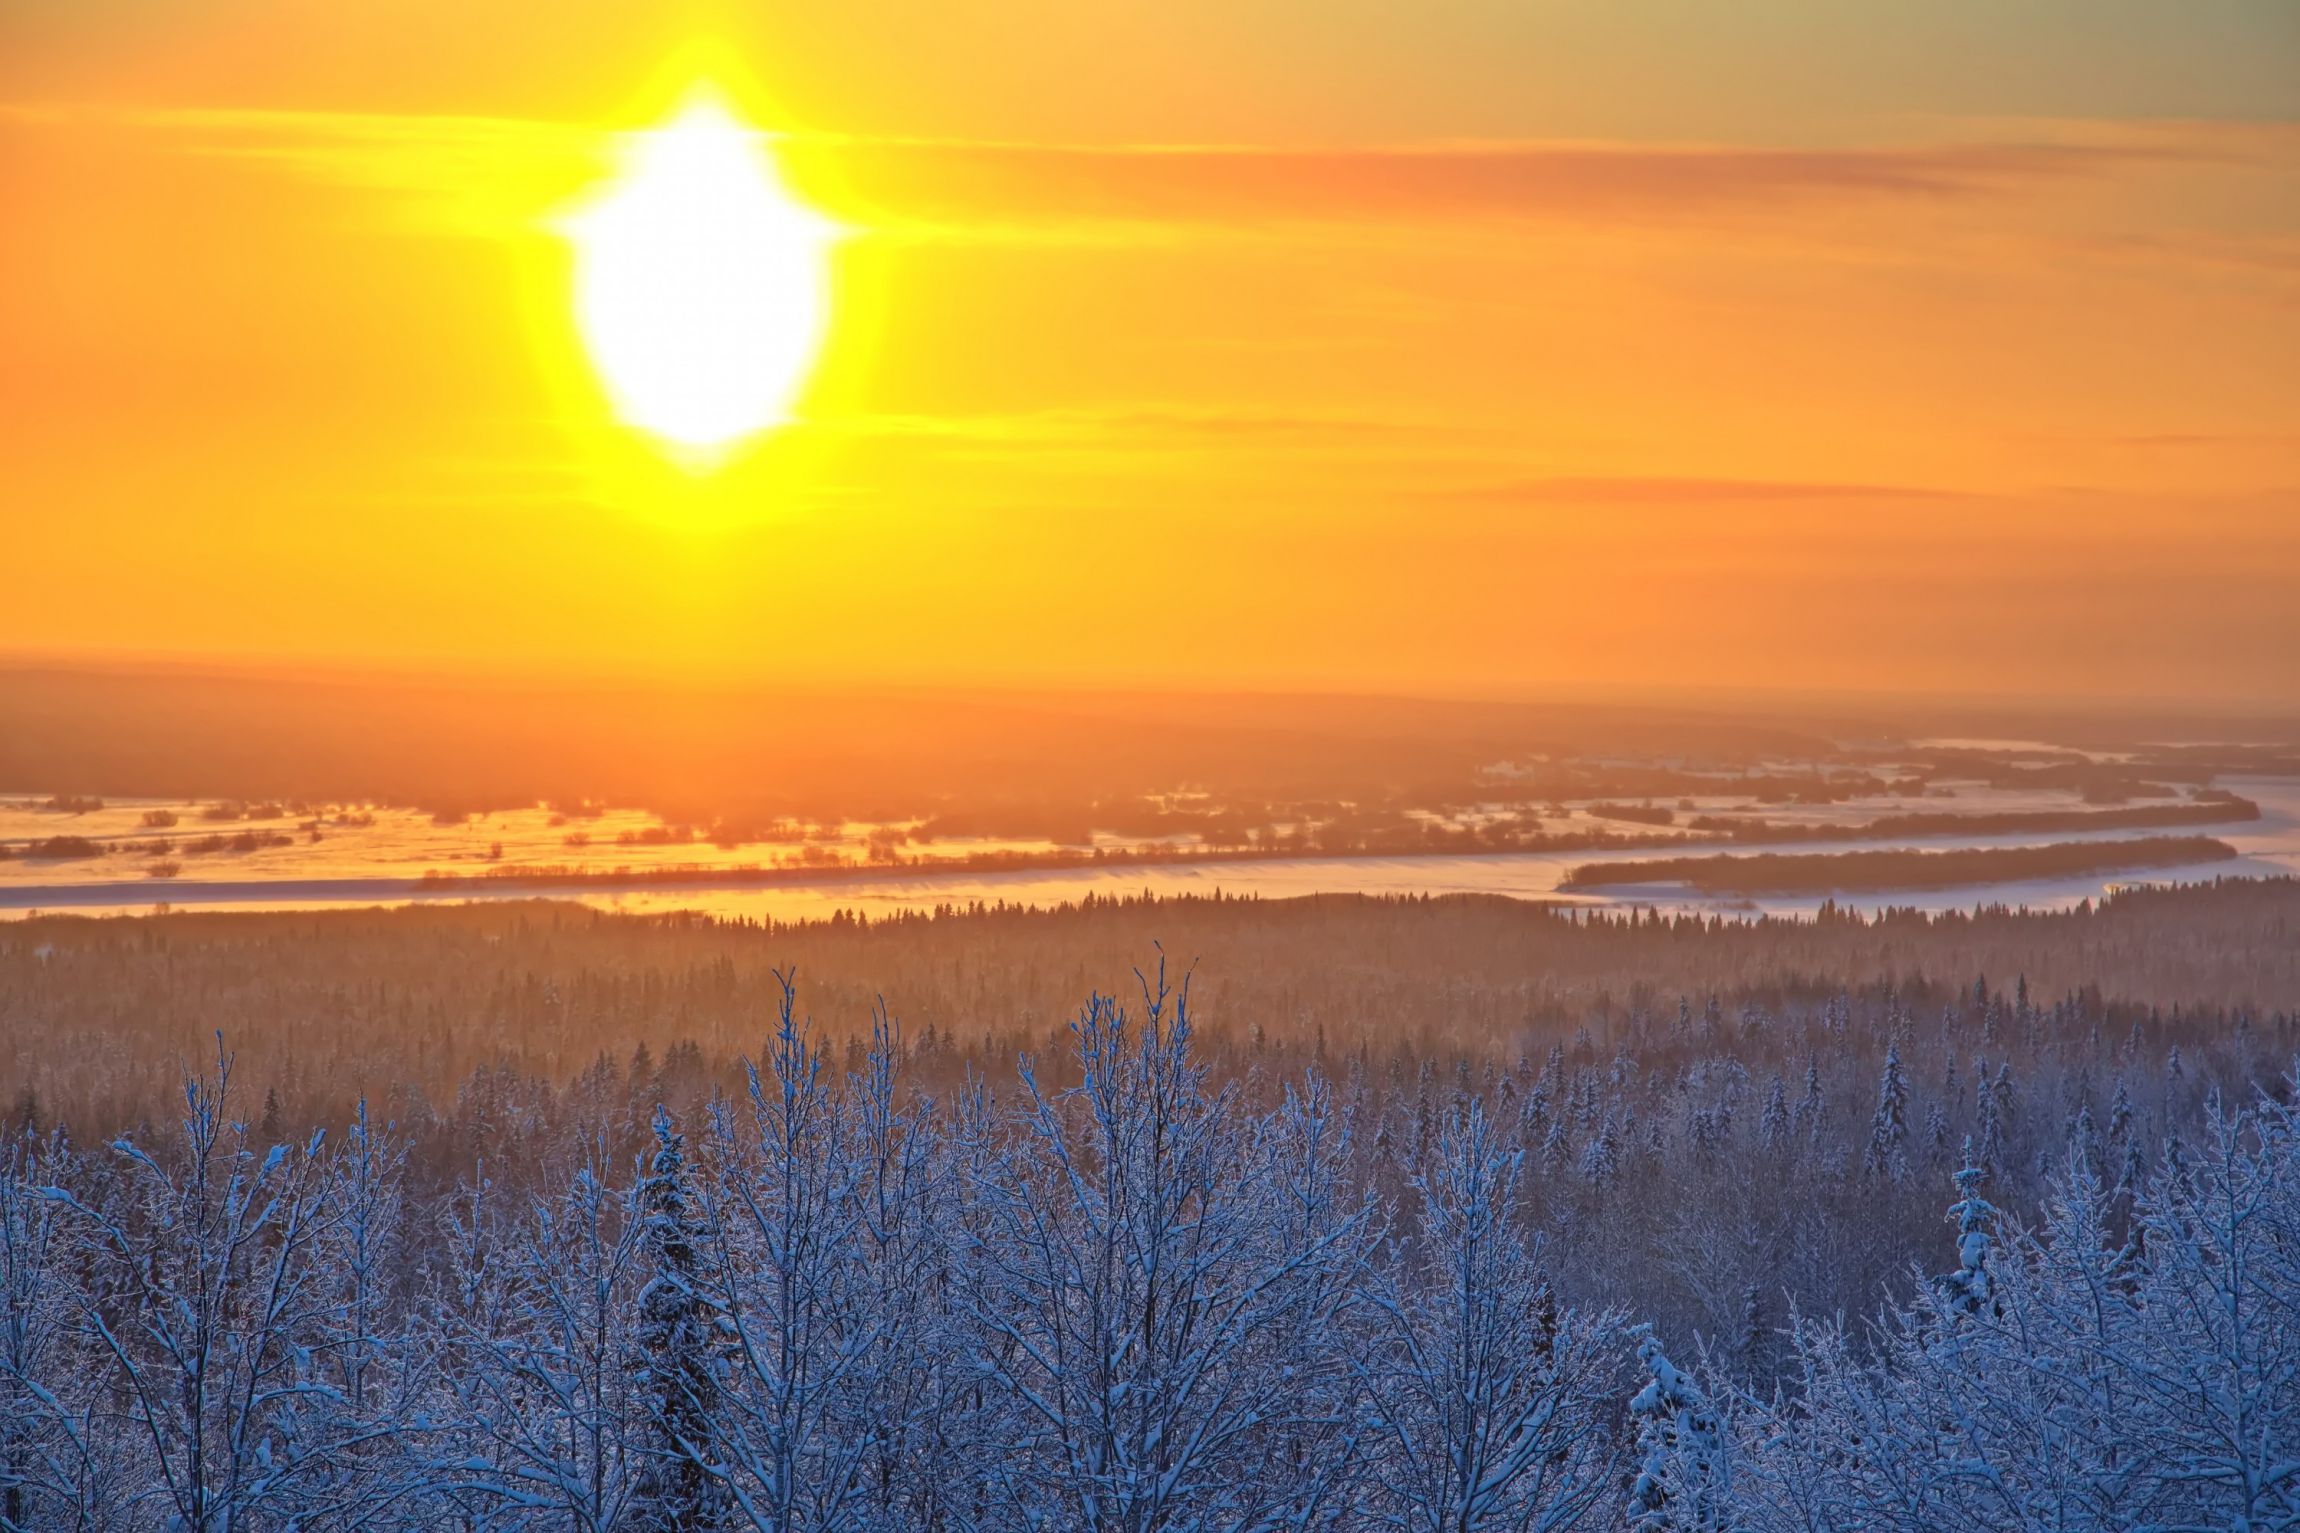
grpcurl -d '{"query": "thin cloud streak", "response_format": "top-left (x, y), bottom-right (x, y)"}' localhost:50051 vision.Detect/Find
top-left (794, 407), bottom-right (1479, 447)
top-left (1433, 476), bottom-right (1972, 505)
top-left (786, 138), bottom-right (2199, 228)
top-left (1, 104), bottom-right (2215, 232)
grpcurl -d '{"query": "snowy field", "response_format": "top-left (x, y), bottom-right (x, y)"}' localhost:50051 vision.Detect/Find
top-left (5, 774), bottom-right (2296, 924)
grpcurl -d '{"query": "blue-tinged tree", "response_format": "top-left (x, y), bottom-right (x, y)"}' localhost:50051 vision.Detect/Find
top-left (694, 972), bottom-right (881, 1533)
top-left (631, 1105), bottom-right (726, 1532)
top-left (41, 1041), bottom-right (386, 1531)
top-left (1626, 1326), bottom-right (1725, 1533)
top-left (441, 1152), bottom-right (650, 1531)
top-left (1861, 1042), bottom-right (1909, 1183)
top-left (1357, 1097), bottom-right (1627, 1532)
top-left (0, 1129), bottom-right (109, 1531)
top-left (960, 960), bottom-right (1368, 1531)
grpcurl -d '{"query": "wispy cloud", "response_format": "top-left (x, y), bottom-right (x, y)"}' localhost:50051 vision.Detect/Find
top-left (1433, 476), bottom-right (1970, 504)
top-left (783, 137), bottom-right (2198, 230)
top-left (2, 103), bottom-right (2218, 235)
top-left (0, 103), bottom-right (603, 237)
top-left (0, 104), bottom-right (577, 169)
top-left (797, 406), bottom-right (1475, 448)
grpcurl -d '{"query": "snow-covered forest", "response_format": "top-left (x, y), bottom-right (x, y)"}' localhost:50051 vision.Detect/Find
top-left (3, 887), bottom-right (2297, 1528)
top-left (3, 935), bottom-right (2298, 1529)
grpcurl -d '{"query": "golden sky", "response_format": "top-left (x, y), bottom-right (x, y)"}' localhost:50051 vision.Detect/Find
top-left (3, 1), bottom-right (2297, 703)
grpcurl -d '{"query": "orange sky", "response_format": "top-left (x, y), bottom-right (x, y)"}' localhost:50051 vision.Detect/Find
top-left (3, 1), bottom-right (2297, 704)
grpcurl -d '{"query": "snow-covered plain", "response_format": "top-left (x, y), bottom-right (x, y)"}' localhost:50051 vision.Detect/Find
top-left (5, 775), bottom-right (2296, 923)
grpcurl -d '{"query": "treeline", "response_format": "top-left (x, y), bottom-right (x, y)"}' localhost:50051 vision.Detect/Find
top-left (1805, 793), bottom-right (2259, 840)
top-left (2, 970), bottom-right (2293, 1530)
top-left (1676, 790), bottom-right (2259, 847)
top-left (1564, 835), bottom-right (2238, 894)
top-left (8, 880), bottom-right (2300, 1137)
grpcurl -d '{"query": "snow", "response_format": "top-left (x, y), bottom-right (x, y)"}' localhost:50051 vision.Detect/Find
top-left (7, 776), bottom-right (2297, 926)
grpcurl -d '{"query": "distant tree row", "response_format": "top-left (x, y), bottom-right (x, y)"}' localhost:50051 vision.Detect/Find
top-left (7, 880), bottom-right (2297, 1118)
top-left (1562, 834), bottom-right (2237, 893)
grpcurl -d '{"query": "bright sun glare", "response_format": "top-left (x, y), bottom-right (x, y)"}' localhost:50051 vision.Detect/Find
top-left (566, 93), bottom-right (831, 454)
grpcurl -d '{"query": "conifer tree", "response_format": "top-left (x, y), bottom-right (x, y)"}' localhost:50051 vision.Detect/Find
top-left (1861, 1042), bottom-right (1909, 1182)
top-left (1627, 1325), bottom-right (1723, 1532)
top-left (1794, 1054), bottom-right (1826, 1144)
top-left (632, 1105), bottom-right (724, 1532)
top-left (1758, 1075), bottom-right (1788, 1151)
top-left (1938, 1148), bottom-right (1998, 1319)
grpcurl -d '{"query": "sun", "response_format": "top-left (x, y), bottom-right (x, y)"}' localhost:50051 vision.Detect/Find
top-left (565, 91), bottom-right (832, 455)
